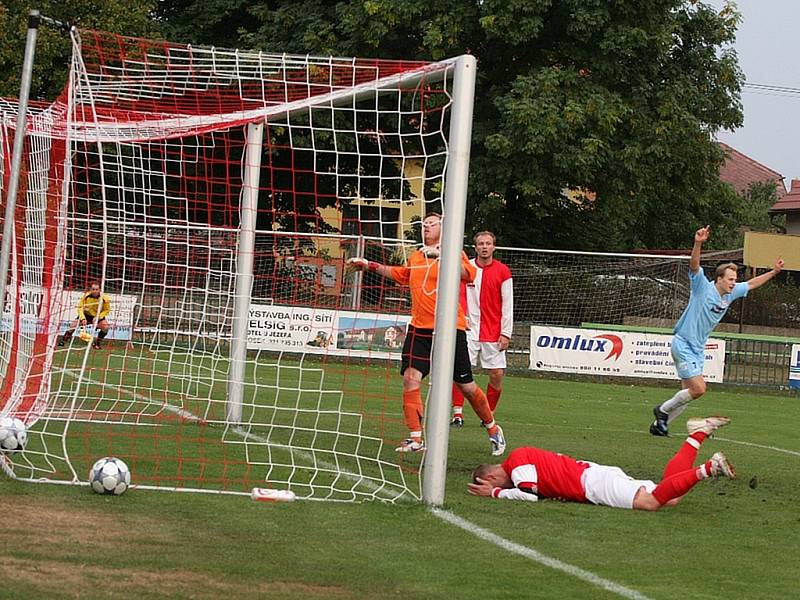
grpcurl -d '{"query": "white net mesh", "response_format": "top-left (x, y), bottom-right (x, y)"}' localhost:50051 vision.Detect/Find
top-left (1, 29), bottom-right (459, 501)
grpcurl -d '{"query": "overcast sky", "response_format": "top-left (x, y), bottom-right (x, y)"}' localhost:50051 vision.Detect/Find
top-left (708, 0), bottom-right (800, 188)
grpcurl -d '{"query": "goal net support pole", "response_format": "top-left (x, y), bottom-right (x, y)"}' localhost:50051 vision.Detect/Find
top-left (422, 55), bottom-right (477, 507)
top-left (0, 11), bottom-right (40, 357)
top-left (227, 121), bottom-right (264, 425)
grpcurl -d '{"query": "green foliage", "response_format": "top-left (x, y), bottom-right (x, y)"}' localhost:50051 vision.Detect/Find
top-left (736, 180), bottom-right (785, 239)
top-left (4, 1), bottom-right (748, 250)
top-left (156, 0), bottom-right (744, 251)
top-left (0, 1), bottom-right (160, 100)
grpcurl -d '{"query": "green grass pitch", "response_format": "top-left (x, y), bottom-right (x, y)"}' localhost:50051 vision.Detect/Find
top-left (2, 362), bottom-right (798, 598)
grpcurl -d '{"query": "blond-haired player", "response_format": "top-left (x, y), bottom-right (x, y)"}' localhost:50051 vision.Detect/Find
top-left (650, 226), bottom-right (783, 436)
top-left (347, 213), bottom-right (506, 455)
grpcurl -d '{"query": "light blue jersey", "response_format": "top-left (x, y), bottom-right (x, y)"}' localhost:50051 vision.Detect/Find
top-left (673, 268), bottom-right (748, 353)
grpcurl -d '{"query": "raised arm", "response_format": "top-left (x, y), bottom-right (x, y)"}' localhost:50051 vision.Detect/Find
top-left (690, 226), bottom-right (710, 273)
top-left (747, 258), bottom-right (784, 292)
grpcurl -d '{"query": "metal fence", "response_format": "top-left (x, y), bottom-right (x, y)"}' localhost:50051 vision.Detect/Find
top-left (65, 225), bottom-right (799, 390)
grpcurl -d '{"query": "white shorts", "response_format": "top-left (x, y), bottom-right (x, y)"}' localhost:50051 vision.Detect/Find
top-left (467, 334), bottom-right (507, 369)
top-left (580, 463), bottom-right (656, 510)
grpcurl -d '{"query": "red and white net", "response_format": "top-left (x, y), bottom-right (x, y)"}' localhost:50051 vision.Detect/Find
top-left (0, 29), bottom-right (457, 501)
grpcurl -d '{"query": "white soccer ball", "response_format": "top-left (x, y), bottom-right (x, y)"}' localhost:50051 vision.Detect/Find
top-left (89, 457), bottom-right (131, 496)
top-left (0, 416), bottom-right (27, 454)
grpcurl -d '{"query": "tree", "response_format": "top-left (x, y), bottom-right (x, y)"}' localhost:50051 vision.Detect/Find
top-left (13, 0), bottom-right (746, 251)
top-left (156, 0), bottom-right (745, 251)
top-left (736, 181), bottom-right (785, 237)
top-left (694, 179), bottom-right (784, 251)
top-left (0, 1), bottom-right (160, 100)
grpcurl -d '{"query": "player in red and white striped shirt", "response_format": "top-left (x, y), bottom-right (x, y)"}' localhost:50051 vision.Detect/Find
top-left (468, 416), bottom-right (735, 510)
top-left (451, 231), bottom-right (513, 426)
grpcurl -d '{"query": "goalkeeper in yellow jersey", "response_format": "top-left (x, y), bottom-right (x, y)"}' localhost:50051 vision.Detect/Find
top-left (58, 282), bottom-right (111, 349)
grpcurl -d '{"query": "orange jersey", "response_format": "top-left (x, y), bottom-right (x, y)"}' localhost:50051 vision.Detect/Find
top-left (390, 251), bottom-right (476, 330)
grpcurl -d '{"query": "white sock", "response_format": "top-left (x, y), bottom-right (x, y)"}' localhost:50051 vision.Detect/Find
top-left (660, 389), bottom-right (693, 421)
top-left (666, 402), bottom-right (689, 424)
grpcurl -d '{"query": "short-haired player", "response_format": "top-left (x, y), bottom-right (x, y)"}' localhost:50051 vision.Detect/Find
top-left (451, 230), bottom-right (513, 427)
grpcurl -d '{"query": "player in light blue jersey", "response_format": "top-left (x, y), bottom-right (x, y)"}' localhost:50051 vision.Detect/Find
top-left (650, 226), bottom-right (784, 436)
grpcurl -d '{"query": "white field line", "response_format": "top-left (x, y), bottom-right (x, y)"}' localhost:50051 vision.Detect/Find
top-left (59, 368), bottom-right (407, 500)
top-left (714, 436), bottom-right (800, 457)
top-left (431, 508), bottom-right (654, 600)
top-left (430, 431), bottom-right (800, 600)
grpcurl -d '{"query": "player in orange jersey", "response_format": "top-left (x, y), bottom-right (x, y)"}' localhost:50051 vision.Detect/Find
top-left (347, 213), bottom-right (506, 455)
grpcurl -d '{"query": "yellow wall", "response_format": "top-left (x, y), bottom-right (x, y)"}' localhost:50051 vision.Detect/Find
top-left (743, 231), bottom-right (800, 271)
top-left (315, 159), bottom-right (426, 259)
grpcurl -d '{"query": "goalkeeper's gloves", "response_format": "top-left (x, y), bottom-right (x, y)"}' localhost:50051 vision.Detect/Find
top-left (345, 258), bottom-right (380, 272)
top-left (421, 245), bottom-right (440, 259)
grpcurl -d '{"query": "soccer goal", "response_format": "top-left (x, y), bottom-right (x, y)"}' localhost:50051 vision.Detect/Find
top-left (0, 18), bottom-right (475, 504)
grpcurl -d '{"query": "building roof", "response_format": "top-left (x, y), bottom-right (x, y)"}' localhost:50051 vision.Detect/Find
top-left (718, 142), bottom-right (786, 198)
top-left (770, 179), bottom-right (800, 213)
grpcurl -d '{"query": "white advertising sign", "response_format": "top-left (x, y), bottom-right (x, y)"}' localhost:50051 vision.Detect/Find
top-left (248, 303), bottom-right (411, 360)
top-left (529, 326), bottom-right (726, 383)
top-left (790, 344), bottom-right (800, 390)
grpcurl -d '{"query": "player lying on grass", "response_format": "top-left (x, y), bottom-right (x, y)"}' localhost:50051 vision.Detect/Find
top-left (469, 416), bottom-right (733, 511)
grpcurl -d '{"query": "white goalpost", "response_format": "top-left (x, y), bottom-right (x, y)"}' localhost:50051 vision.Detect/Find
top-left (0, 15), bottom-right (476, 504)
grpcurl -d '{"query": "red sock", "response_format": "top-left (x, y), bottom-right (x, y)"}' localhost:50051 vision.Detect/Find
top-left (652, 467), bottom-right (703, 505)
top-left (487, 384), bottom-right (501, 412)
top-left (402, 389), bottom-right (423, 438)
top-left (661, 432), bottom-right (706, 479)
top-left (452, 383), bottom-right (464, 413)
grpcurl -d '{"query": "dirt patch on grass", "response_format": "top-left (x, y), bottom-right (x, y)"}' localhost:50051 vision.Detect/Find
top-left (1, 495), bottom-right (356, 598)
top-left (2, 557), bottom-right (354, 598)
top-left (3, 495), bottom-right (170, 552)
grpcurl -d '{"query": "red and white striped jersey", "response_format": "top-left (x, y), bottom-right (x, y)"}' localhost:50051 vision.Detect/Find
top-left (460, 258), bottom-right (513, 342)
top-left (502, 447), bottom-right (590, 503)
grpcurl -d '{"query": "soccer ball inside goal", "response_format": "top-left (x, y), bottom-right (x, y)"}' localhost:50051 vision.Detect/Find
top-left (89, 457), bottom-right (131, 495)
top-left (0, 416), bottom-right (27, 454)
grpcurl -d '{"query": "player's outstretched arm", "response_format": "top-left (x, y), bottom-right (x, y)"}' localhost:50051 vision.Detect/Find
top-left (689, 226), bottom-right (709, 273)
top-left (747, 258), bottom-right (784, 291)
top-left (345, 257), bottom-right (393, 279)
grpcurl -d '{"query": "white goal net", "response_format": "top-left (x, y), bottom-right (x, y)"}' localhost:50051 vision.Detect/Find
top-left (1, 27), bottom-right (467, 502)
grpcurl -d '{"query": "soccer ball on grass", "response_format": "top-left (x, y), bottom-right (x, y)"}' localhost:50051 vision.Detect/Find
top-left (0, 416), bottom-right (27, 454)
top-left (89, 456), bottom-right (131, 495)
